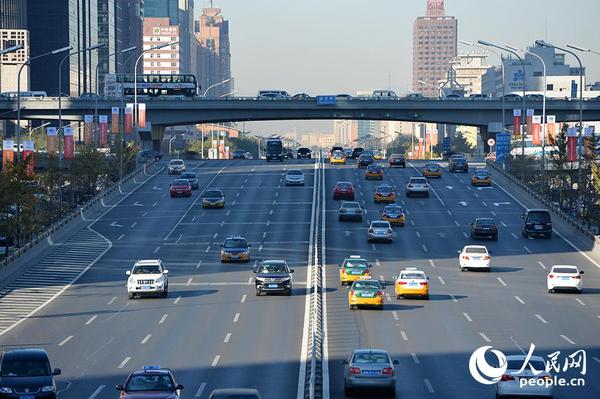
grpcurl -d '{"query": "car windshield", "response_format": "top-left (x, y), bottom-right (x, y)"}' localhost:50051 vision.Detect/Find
top-left (170, 160), bottom-right (184, 165)
top-left (181, 173), bottom-right (196, 179)
top-left (552, 267), bottom-right (578, 274)
top-left (371, 222), bottom-right (389, 228)
top-left (133, 265), bottom-right (161, 274)
top-left (527, 212), bottom-right (550, 223)
top-left (352, 352), bottom-right (390, 364)
top-left (426, 164), bottom-right (439, 170)
top-left (367, 165), bottom-right (381, 171)
top-left (506, 359), bottom-right (546, 372)
top-left (464, 247), bottom-right (487, 254)
top-left (353, 281), bottom-right (380, 290)
top-left (172, 180), bottom-right (189, 186)
top-left (288, 170), bottom-right (303, 176)
top-left (384, 206), bottom-right (402, 213)
top-left (1, 359), bottom-right (51, 377)
top-left (411, 178), bottom-right (426, 184)
top-left (125, 374), bottom-right (175, 391)
top-left (205, 191), bottom-right (223, 198)
top-left (400, 273), bottom-right (425, 279)
top-left (391, 154), bottom-right (403, 158)
top-left (341, 202), bottom-right (360, 209)
top-left (258, 262), bottom-right (288, 273)
top-left (453, 158), bottom-right (466, 163)
top-left (476, 219), bottom-right (495, 226)
top-left (344, 259), bottom-right (368, 268)
top-left (224, 239), bottom-right (247, 248)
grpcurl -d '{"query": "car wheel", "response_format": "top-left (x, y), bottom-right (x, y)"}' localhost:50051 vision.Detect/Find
top-left (338, 217), bottom-right (343, 222)
top-left (378, 305), bottom-right (384, 310)
top-left (548, 288), bottom-right (553, 293)
top-left (256, 290), bottom-right (261, 296)
top-left (577, 289), bottom-right (583, 294)
top-left (286, 289), bottom-right (292, 296)
top-left (423, 294), bottom-right (430, 300)
top-left (162, 289), bottom-right (168, 298)
top-left (344, 385), bottom-right (352, 397)
top-left (522, 230), bottom-right (528, 238)
top-left (425, 192), bottom-right (430, 198)
top-left (128, 292), bottom-right (134, 299)
top-left (486, 268), bottom-right (491, 273)
top-left (460, 267), bottom-right (466, 272)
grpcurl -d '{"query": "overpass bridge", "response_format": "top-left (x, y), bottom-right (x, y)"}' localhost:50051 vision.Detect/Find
top-left (2, 96), bottom-right (600, 149)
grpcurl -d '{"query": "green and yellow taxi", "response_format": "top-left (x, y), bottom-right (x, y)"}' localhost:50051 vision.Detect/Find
top-left (220, 236), bottom-right (250, 263)
top-left (471, 169), bottom-right (492, 186)
top-left (339, 255), bottom-right (372, 286)
top-left (348, 279), bottom-right (384, 310)
top-left (381, 204), bottom-right (406, 226)
top-left (423, 163), bottom-right (442, 178)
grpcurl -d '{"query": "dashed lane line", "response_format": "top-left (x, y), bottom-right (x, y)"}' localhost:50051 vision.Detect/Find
top-left (88, 385), bottom-right (105, 399)
top-left (107, 297), bottom-right (116, 305)
top-left (535, 314), bottom-right (548, 324)
top-left (224, 333), bottom-right (232, 343)
top-left (117, 356), bottom-right (131, 369)
top-left (211, 355), bottom-right (221, 367)
top-left (538, 261), bottom-right (546, 270)
top-left (479, 332), bottom-right (491, 342)
top-left (233, 313), bottom-right (240, 322)
top-left (511, 233), bottom-right (519, 239)
top-left (85, 315), bottom-right (97, 325)
top-left (400, 331), bottom-right (408, 341)
top-left (195, 383), bottom-right (207, 398)
top-left (117, 233), bottom-right (125, 241)
top-left (515, 296), bottom-right (525, 304)
top-left (449, 294), bottom-right (458, 303)
top-left (428, 259), bottom-right (435, 268)
top-left (58, 335), bottom-right (73, 346)
top-left (392, 311), bottom-right (399, 321)
top-left (424, 378), bottom-right (435, 394)
top-left (159, 314), bottom-right (168, 324)
top-left (575, 298), bottom-right (586, 306)
top-left (524, 246), bottom-right (532, 254)
top-left (501, 221), bottom-right (507, 227)
top-left (560, 335), bottom-right (576, 345)
top-left (437, 276), bottom-right (445, 285)
top-left (173, 296), bottom-right (182, 304)
top-left (241, 294), bottom-right (247, 303)
top-left (411, 352), bottom-right (420, 364)
top-left (422, 244), bottom-right (428, 252)
top-left (141, 334), bottom-right (151, 344)
top-left (497, 277), bottom-right (507, 287)
top-left (463, 312), bottom-right (472, 322)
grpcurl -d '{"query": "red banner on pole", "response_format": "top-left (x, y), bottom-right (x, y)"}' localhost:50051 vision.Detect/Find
top-left (513, 109), bottom-right (521, 138)
top-left (124, 104), bottom-right (133, 134)
top-left (64, 127), bottom-right (74, 160)
top-left (566, 127), bottom-right (577, 162)
top-left (2, 140), bottom-right (14, 173)
top-left (84, 115), bottom-right (93, 145)
top-left (138, 103), bottom-right (146, 128)
top-left (22, 140), bottom-right (34, 176)
top-left (111, 107), bottom-right (120, 133)
top-left (525, 109), bottom-right (534, 137)
top-left (47, 127), bottom-right (58, 157)
top-left (531, 115), bottom-right (541, 146)
top-left (98, 115), bottom-right (108, 145)
top-left (546, 115), bottom-right (556, 141)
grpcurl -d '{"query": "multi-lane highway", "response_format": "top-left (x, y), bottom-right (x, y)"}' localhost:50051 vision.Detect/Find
top-left (0, 155), bottom-right (598, 398)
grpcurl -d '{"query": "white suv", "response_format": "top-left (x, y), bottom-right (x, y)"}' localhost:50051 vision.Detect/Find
top-left (167, 159), bottom-right (186, 174)
top-left (406, 177), bottom-right (429, 197)
top-left (126, 260), bottom-right (169, 299)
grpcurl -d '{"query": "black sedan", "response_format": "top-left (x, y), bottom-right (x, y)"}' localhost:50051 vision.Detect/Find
top-left (180, 172), bottom-right (199, 189)
top-left (470, 218), bottom-right (498, 240)
top-left (232, 150), bottom-right (246, 159)
top-left (357, 154), bottom-right (374, 168)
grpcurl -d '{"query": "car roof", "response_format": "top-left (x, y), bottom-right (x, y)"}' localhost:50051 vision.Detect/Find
top-left (505, 354), bottom-right (545, 363)
top-left (225, 235), bottom-right (246, 240)
top-left (287, 169), bottom-right (303, 173)
top-left (463, 245), bottom-right (488, 250)
top-left (135, 259), bottom-right (161, 265)
top-left (2, 348), bottom-right (48, 360)
top-left (352, 349), bottom-right (389, 355)
top-left (371, 220), bottom-right (390, 225)
top-left (526, 208), bottom-right (549, 213)
top-left (210, 388), bottom-right (261, 396)
top-left (551, 265), bottom-right (579, 270)
top-left (341, 201), bottom-right (360, 206)
top-left (401, 268), bottom-right (425, 274)
top-left (261, 259), bottom-right (287, 264)
top-left (169, 159), bottom-right (184, 162)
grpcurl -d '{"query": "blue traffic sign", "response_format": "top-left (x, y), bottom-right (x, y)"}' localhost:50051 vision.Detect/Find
top-left (443, 137), bottom-right (451, 152)
top-left (316, 95), bottom-right (336, 105)
top-left (495, 132), bottom-right (511, 163)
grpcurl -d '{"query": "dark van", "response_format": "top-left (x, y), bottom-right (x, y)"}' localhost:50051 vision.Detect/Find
top-left (0, 348), bottom-right (61, 398)
top-left (521, 209), bottom-right (552, 238)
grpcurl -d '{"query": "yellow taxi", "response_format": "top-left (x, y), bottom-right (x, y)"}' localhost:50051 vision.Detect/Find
top-left (365, 164), bottom-right (384, 180)
top-left (393, 267), bottom-right (429, 299)
top-left (373, 150), bottom-right (384, 160)
top-left (330, 151), bottom-right (346, 165)
top-left (339, 255), bottom-right (372, 286)
top-left (423, 163), bottom-right (442, 178)
top-left (381, 204), bottom-right (405, 226)
top-left (471, 169), bottom-right (492, 186)
top-left (220, 236), bottom-right (250, 263)
top-left (374, 184), bottom-right (396, 203)
top-left (348, 279), bottom-right (384, 310)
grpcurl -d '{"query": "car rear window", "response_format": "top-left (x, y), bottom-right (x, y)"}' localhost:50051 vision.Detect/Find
top-left (352, 352), bottom-right (390, 364)
top-left (372, 222), bottom-right (389, 228)
top-left (224, 239), bottom-right (247, 248)
top-left (384, 206), bottom-right (403, 212)
top-left (342, 202), bottom-right (360, 209)
top-left (337, 182), bottom-right (352, 188)
top-left (181, 173), bottom-right (196, 179)
top-left (411, 178), bottom-right (426, 184)
top-left (170, 160), bottom-right (184, 165)
top-left (465, 247), bottom-right (487, 254)
top-left (344, 259), bottom-right (368, 268)
top-left (401, 273), bottom-right (425, 279)
top-left (353, 281), bottom-right (380, 290)
top-left (506, 359), bottom-right (546, 372)
top-left (205, 190), bottom-right (223, 198)
top-left (476, 219), bottom-right (495, 226)
top-left (552, 267), bottom-right (578, 274)
top-left (527, 211), bottom-right (551, 223)
top-left (133, 265), bottom-right (161, 274)
top-left (377, 186), bottom-right (392, 193)
top-left (173, 179), bottom-right (189, 185)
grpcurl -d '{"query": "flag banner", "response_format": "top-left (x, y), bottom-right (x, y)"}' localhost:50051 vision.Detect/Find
top-left (2, 140), bottom-right (14, 173)
top-left (584, 126), bottom-right (595, 160)
top-left (229, 130), bottom-right (238, 138)
top-left (22, 140), bottom-right (34, 176)
top-left (531, 115), bottom-right (541, 146)
top-left (513, 109), bottom-right (521, 138)
top-left (224, 146), bottom-right (230, 160)
top-left (525, 109), bottom-right (534, 137)
top-left (98, 115), bottom-right (108, 146)
top-left (124, 104), bottom-right (134, 134)
top-left (47, 127), bottom-right (58, 157)
top-left (425, 132), bottom-right (431, 149)
top-left (138, 103), bottom-right (146, 128)
top-left (546, 115), bottom-right (556, 141)
top-left (64, 127), bottom-right (74, 160)
top-left (84, 115), bottom-right (93, 145)
top-left (111, 107), bottom-right (120, 133)
top-left (566, 127), bottom-right (577, 162)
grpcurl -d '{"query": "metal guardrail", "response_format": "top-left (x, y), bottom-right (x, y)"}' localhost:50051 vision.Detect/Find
top-left (0, 161), bottom-right (157, 269)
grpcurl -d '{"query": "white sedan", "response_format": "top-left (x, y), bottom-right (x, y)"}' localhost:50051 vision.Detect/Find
top-left (285, 169), bottom-right (305, 186)
top-left (496, 355), bottom-right (553, 398)
top-left (547, 265), bottom-right (584, 293)
top-left (458, 245), bottom-right (491, 272)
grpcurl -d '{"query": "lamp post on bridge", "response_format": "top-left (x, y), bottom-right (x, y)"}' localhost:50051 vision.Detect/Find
top-left (203, 78), bottom-right (231, 97)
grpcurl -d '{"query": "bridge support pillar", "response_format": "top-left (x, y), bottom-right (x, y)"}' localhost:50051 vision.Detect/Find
top-left (482, 122), bottom-right (503, 155)
top-left (138, 124), bottom-right (165, 152)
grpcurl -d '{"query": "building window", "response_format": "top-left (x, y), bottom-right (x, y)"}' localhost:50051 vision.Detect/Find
top-left (533, 72), bottom-right (542, 77)
top-left (547, 84), bottom-right (554, 91)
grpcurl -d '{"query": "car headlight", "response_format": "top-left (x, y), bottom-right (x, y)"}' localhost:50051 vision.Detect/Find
top-left (128, 277), bottom-right (134, 284)
top-left (41, 385), bottom-right (56, 392)
top-left (155, 276), bottom-right (164, 284)
top-left (0, 387), bottom-right (13, 393)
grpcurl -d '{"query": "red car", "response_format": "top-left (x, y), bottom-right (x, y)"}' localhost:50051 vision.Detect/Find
top-left (333, 181), bottom-right (355, 200)
top-left (170, 179), bottom-right (192, 197)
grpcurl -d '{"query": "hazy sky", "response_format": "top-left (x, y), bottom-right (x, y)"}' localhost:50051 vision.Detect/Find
top-left (195, 0), bottom-right (600, 134)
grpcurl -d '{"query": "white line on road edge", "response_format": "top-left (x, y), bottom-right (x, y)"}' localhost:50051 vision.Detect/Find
top-left (560, 335), bottom-right (576, 345)
top-left (575, 298), bottom-right (586, 306)
top-left (88, 385), bottom-right (105, 399)
top-left (159, 314), bottom-right (168, 324)
top-left (515, 296), bottom-right (525, 304)
top-left (85, 315), bottom-right (97, 325)
top-left (141, 334), bottom-right (151, 344)
top-left (463, 312), bottom-right (472, 322)
top-left (400, 331), bottom-right (408, 341)
top-left (58, 336), bottom-right (73, 346)
top-left (411, 352), bottom-right (420, 364)
top-left (195, 383), bottom-right (207, 398)
top-left (479, 332), bottom-right (491, 342)
top-left (164, 163), bottom-right (231, 241)
top-left (233, 313), bottom-right (240, 322)
top-left (224, 333), bottom-right (231, 343)
top-left (424, 378), bottom-right (435, 394)
top-left (437, 276), bottom-right (446, 285)
top-left (538, 261), bottom-right (546, 270)
top-left (497, 277), bottom-right (507, 287)
top-left (535, 314), bottom-right (548, 324)
top-left (117, 356), bottom-right (131, 369)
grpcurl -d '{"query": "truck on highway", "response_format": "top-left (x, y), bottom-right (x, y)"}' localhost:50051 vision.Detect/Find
top-left (266, 137), bottom-right (284, 162)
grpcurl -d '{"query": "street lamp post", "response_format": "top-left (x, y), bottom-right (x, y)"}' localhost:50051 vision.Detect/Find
top-left (219, 90), bottom-right (238, 98)
top-left (203, 78), bottom-right (231, 97)
top-left (0, 44), bottom-right (23, 56)
top-left (16, 45), bottom-right (71, 159)
top-left (28, 122), bottom-right (51, 138)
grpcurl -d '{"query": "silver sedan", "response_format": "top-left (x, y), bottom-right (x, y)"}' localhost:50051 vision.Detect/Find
top-left (343, 349), bottom-right (398, 396)
top-left (367, 221), bottom-right (393, 243)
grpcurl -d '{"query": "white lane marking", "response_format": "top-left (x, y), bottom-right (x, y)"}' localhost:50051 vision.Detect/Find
top-left (463, 312), bottom-right (472, 322)
top-left (205, 246), bottom-right (210, 253)
top-left (501, 221), bottom-right (507, 227)
top-left (447, 210), bottom-right (452, 216)
top-left (117, 356), bottom-right (131, 369)
top-left (159, 314), bottom-right (168, 324)
top-left (463, 232), bottom-right (469, 238)
top-left (141, 334), bottom-right (152, 344)
top-left (482, 201), bottom-right (487, 206)
top-left (538, 261), bottom-right (546, 270)
top-left (117, 233), bottom-right (125, 241)
top-left (392, 311), bottom-right (399, 321)
top-left (593, 357), bottom-right (600, 365)
top-left (449, 294), bottom-right (458, 303)
top-left (186, 278), bottom-right (193, 286)
top-left (411, 352), bottom-right (420, 364)
top-left (371, 243), bottom-right (377, 251)
top-left (211, 355), bottom-right (221, 366)
top-left (88, 385), bottom-right (105, 399)
top-left (142, 211), bottom-right (148, 217)
top-left (375, 259), bottom-right (381, 267)
top-left (85, 315), bottom-right (98, 325)
top-left (195, 383), bottom-right (207, 398)
top-left (107, 296), bottom-right (117, 305)
top-left (173, 296), bottom-right (182, 304)
top-left (437, 276), bottom-right (446, 285)
top-left (153, 246), bottom-right (160, 253)
top-left (410, 220), bottom-right (415, 226)
top-left (524, 246), bottom-right (532, 254)
top-left (385, 293), bottom-right (392, 301)
top-left (192, 216), bottom-right (196, 222)
top-left (416, 231), bottom-right (421, 238)
top-left (248, 276), bottom-right (253, 285)
top-left (454, 220), bottom-right (460, 226)
top-left (575, 298), bottom-right (586, 306)
top-left (130, 222), bottom-right (137, 228)
top-left (400, 331), bottom-right (408, 341)
top-left (220, 221), bottom-right (225, 227)
top-left (226, 210), bottom-right (231, 216)
top-left (152, 201), bottom-right (158, 207)
top-left (428, 259), bottom-right (435, 268)
top-left (258, 244), bottom-right (263, 252)
top-left (241, 294), bottom-right (247, 303)
top-left (422, 244), bottom-right (428, 252)
top-left (560, 335), bottom-right (576, 345)
top-left (424, 378), bottom-right (435, 394)
top-left (491, 211), bottom-right (496, 216)
top-left (535, 314), bottom-right (548, 324)
top-left (497, 277), bottom-right (507, 287)
top-left (474, 193), bottom-right (480, 198)
top-left (233, 313), bottom-right (240, 322)
top-left (515, 296), bottom-right (525, 304)
top-left (269, 209), bottom-right (274, 215)
top-left (511, 233), bottom-right (519, 239)
top-left (263, 232), bottom-right (267, 239)
top-left (212, 232), bottom-right (218, 239)
top-left (224, 333), bottom-right (232, 343)
top-left (175, 233), bottom-right (183, 244)
top-left (58, 335), bottom-right (73, 346)
top-left (479, 332), bottom-right (491, 342)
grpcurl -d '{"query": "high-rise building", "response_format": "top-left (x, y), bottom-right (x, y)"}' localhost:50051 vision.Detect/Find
top-left (0, 0), bottom-right (27, 29)
top-left (447, 52), bottom-right (491, 95)
top-left (117, 0), bottom-right (144, 73)
top-left (412, 0), bottom-right (457, 97)
top-left (142, 17), bottom-right (181, 74)
top-left (97, 0), bottom-right (118, 95)
top-left (333, 120), bottom-right (358, 147)
top-left (195, 6), bottom-right (232, 97)
top-left (28, 0), bottom-right (100, 96)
